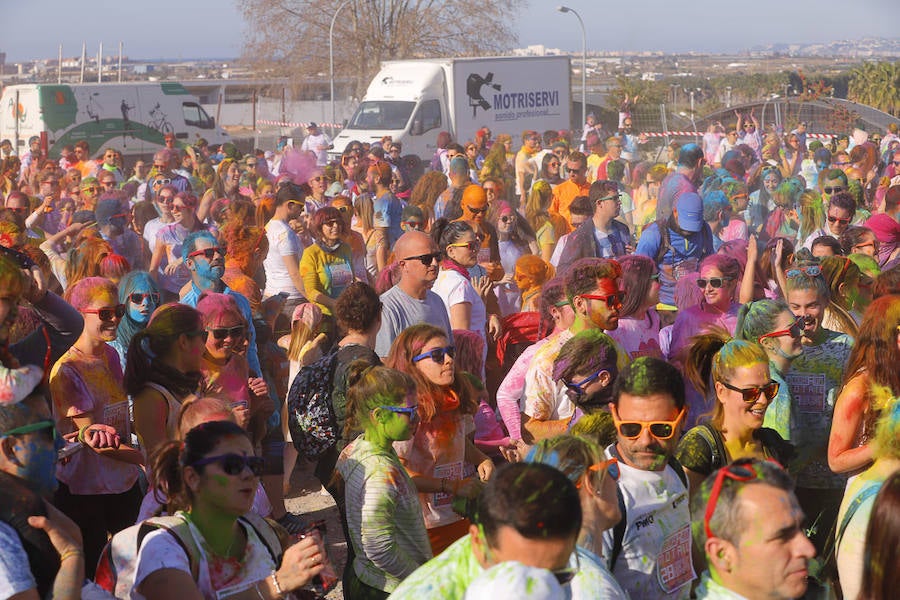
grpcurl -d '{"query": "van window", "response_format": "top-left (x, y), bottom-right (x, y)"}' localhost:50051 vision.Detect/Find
top-left (413, 99), bottom-right (441, 134)
top-left (347, 101), bottom-right (415, 131)
top-left (182, 102), bottom-right (213, 129)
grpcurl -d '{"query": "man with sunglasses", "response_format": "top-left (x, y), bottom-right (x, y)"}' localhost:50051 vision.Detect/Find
top-left (801, 189), bottom-right (855, 250)
top-left (0, 392), bottom-right (88, 600)
top-left (180, 231), bottom-right (261, 379)
top-left (557, 179), bottom-right (632, 267)
top-left (603, 357), bottom-right (693, 599)
top-left (550, 150), bottom-right (591, 231)
top-left (691, 460), bottom-right (815, 600)
top-left (150, 150), bottom-right (191, 194)
top-left (523, 258), bottom-right (626, 440)
top-left (390, 462), bottom-right (582, 599)
top-left (375, 230), bottom-right (452, 358)
top-left (78, 176), bottom-right (101, 211)
top-left (96, 198), bottom-right (148, 271)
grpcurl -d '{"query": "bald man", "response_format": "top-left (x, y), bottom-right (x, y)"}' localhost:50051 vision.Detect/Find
top-left (374, 230), bottom-right (453, 357)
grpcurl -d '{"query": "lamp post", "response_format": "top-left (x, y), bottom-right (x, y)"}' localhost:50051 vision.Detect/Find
top-left (557, 6), bottom-right (586, 131)
top-left (330, 0), bottom-right (352, 129)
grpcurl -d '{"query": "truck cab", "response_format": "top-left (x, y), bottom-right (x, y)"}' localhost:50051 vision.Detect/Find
top-left (330, 61), bottom-right (448, 163)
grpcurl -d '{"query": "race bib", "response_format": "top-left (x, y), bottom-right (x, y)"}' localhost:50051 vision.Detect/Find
top-left (327, 260), bottom-right (353, 289)
top-left (786, 372), bottom-right (827, 413)
top-left (103, 400), bottom-right (131, 439)
top-left (657, 525), bottom-right (695, 594)
top-left (432, 462), bottom-right (463, 507)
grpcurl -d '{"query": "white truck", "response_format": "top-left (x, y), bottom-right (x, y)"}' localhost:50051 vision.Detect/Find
top-left (330, 56), bottom-right (571, 163)
top-left (0, 82), bottom-right (230, 159)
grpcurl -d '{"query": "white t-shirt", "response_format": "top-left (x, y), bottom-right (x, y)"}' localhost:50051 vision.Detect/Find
top-left (602, 445), bottom-right (694, 600)
top-left (263, 219), bottom-right (303, 299)
top-left (300, 132), bottom-right (332, 166)
top-left (0, 521), bottom-right (35, 598)
top-left (143, 217), bottom-right (166, 250)
top-left (431, 268), bottom-right (487, 348)
top-left (132, 514), bottom-right (277, 600)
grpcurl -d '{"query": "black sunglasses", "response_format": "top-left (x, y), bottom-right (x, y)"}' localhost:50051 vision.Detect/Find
top-left (719, 380), bottom-right (779, 403)
top-left (190, 453), bottom-right (265, 476)
top-left (823, 186), bottom-right (845, 195)
top-left (402, 252), bottom-right (441, 266)
top-left (128, 292), bottom-right (161, 305)
top-left (696, 277), bottom-right (733, 289)
top-left (82, 304), bottom-right (126, 322)
top-left (208, 325), bottom-right (246, 340)
top-left (467, 206), bottom-right (487, 215)
top-left (412, 345), bottom-right (455, 364)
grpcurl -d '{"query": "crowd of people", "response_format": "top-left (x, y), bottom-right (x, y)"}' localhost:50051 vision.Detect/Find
top-left (2, 108), bottom-right (900, 600)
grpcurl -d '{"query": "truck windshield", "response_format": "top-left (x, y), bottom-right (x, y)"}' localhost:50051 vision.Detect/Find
top-left (347, 101), bottom-right (415, 131)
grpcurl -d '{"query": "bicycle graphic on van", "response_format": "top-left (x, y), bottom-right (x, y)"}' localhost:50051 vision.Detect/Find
top-left (148, 103), bottom-right (173, 134)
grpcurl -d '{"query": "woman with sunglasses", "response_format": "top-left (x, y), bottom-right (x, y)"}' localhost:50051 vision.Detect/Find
top-left (678, 334), bottom-right (794, 499)
top-left (668, 254), bottom-right (741, 366)
top-left (149, 191), bottom-right (206, 302)
top-left (431, 221), bottom-right (498, 366)
top-left (734, 299), bottom-right (804, 443)
top-left (48, 277), bottom-right (145, 578)
top-left (525, 435), bottom-right (628, 599)
top-left (109, 270), bottom-right (161, 371)
top-left (532, 153), bottom-right (563, 192)
top-left (828, 295), bottom-right (900, 478)
top-left (386, 324), bottom-right (492, 555)
top-left (336, 361), bottom-right (432, 599)
top-left (126, 303), bottom-right (206, 457)
top-left (300, 206), bottom-right (363, 329)
top-left (133, 420), bottom-right (325, 600)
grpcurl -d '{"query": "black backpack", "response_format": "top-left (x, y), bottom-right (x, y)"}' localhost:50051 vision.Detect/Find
top-left (287, 350), bottom-right (340, 459)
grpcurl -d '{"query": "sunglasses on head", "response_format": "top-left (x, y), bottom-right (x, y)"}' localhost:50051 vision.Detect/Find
top-left (402, 252), bottom-right (441, 266)
top-left (757, 316), bottom-right (805, 344)
top-left (696, 277), bottom-right (733, 289)
top-left (128, 292), bottom-right (161, 305)
top-left (704, 459), bottom-right (763, 539)
top-left (575, 457), bottom-right (620, 490)
top-left (786, 265), bottom-right (821, 278)
top-left (188, 246), bottom-right (225, 260)
top-left (827, 215), bottom-right (850, 225)
top-left (412, 345), bottom-right (455, 364)
top-left (208, 325), bottom-right (245, 341)
top-left (378, 405), bottom-right (419, 421)
top-left (613, 406), bottom-right (685, 440)
top-left (579, 291), bottom-right (625, 310)
top-left (448, 240), bottom-right (479, 252)
top-left (82, 304), bottom-right (126, 322)
top-left (719, 380), bottom-right (779, 403)
top-left (190, 453), bottom-right (265, 476)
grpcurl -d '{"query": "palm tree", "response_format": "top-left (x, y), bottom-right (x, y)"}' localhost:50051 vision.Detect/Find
top-left (849, 62), bottom-right (900, 116)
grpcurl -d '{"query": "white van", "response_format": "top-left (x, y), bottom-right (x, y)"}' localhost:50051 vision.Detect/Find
top-left (330, 56), bottom-right (571, 163)
top-left (0, 82), bottom-right (230, 159)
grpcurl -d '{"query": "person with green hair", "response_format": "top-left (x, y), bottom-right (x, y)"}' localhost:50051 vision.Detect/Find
top-left (525, 434), bottom-right (629, 599)
top-left (734, 299), bottom-right (805, 442)
top-left (336, 361), bottom-right (432, 599)
top-left (676, 330), bottom-right (793, 498)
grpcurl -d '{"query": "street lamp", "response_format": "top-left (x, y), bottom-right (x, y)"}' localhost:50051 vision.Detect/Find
top-left (557, 6), bottom-right (586, 131)
top-left (330, 0), bottom-right (353, 129)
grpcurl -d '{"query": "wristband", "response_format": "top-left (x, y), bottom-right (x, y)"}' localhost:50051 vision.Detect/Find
top-left (270, 570), bottom-right (285, 599)
top-left (59, 549), bottom-right (83, 563)
top-left (76, 425), bottom-right (91, 444)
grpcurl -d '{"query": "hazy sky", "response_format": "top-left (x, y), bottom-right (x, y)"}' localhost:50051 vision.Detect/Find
top-left (6, 0), bottom-right (898, 62)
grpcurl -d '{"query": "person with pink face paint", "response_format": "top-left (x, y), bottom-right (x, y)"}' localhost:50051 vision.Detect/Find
top-left (49, 277), bottom-right (144, 579)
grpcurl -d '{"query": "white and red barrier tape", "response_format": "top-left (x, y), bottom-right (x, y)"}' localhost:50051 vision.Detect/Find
top-left (257, 119), bottom-right (343, 129)
top-left (643, 131), bottom-right (837, 139)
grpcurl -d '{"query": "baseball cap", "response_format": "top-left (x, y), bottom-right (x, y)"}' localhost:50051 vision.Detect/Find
top-left (675, 192), bottom-right (704, 233)
top-left (307, 122), bottom-right (318, 129)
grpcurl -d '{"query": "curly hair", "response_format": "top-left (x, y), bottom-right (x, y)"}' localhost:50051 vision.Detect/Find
top-left (334, 281), bottom-right (382, 333)
top-left (564, 257), bottom-right (623, 303)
